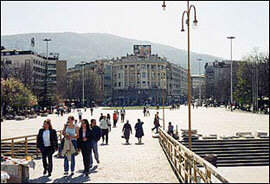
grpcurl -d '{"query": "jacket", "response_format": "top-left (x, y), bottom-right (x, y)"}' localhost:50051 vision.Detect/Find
top-left (62, 137), bottom-right (76, 161)
top-left (91, 126), bottom-right (102, 142)
top-left (37, 128), bottom-right (58, 151)
top-left (100, 119), bottom-right (109, 129)
top-left (77, 128), bottom-right (92, 149)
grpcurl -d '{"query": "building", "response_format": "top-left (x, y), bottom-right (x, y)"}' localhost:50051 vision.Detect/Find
top-left (191, 74), bottom-right (205, 100)
top-left (204, 60), bottom-right (239, 103)
top-left (1, 49), bottom-right (67, 105)
top-left (111, 45), bottom-right (188, 106)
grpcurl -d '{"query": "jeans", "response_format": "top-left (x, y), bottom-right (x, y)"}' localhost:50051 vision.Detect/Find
top-left (41, 146), bottom-right (54, 173)
top-left (90, 140), bottom-right (99, 167)
top-left (64, 140), bottom-right (77, 172)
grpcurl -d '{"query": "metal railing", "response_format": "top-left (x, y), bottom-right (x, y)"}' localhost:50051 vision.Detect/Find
top-left (159, 128), bottom-right (229, 183)
top-left (1, 130), bottom-right (62, 158)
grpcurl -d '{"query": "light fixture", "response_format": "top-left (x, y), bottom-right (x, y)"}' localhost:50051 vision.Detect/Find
top-left (162, 0), bottom-right (166, 11)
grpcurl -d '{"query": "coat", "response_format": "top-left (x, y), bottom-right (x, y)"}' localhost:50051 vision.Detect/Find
top-left (37, 128), bottom-right (58, 152)
top-left (62, 137), bottom-right (76, 161)
top-left (135, 122), bottom-right (144, 138)
top-left (122, 123), bottom-right (132, 139)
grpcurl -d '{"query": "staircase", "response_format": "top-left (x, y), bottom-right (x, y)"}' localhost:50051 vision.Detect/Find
top-left (180, 138), bottom-right (269, 167)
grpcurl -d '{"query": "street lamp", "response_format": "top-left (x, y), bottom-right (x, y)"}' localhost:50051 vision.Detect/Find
top-left (42, 38), bottom-right (52, 108)
top-left (81, 61), bottom-right (85, 108)
top-left (162, 0), bottom-right (198, 151)
top-left (227, 36), bottom-right (235, 111)
top-left (197, 58), bottom-right (202, 106)
top-left (161, 71), bottom-right (166, 130)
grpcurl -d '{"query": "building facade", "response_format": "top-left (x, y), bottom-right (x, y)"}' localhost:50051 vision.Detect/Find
top-left (191, 74), bottom-right (205, 100)
top-left (1, 49), bottom-right (67, 105)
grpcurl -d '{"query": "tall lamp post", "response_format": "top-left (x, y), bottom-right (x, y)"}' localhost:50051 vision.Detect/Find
top-left (162, 1), bottom-right (198, 151)
top-left (161, 71), bottom-right (166, 130)
top-left (81, 61), bottom-right (85, 107)
top-left (197, 58), bottom-right (202, 106)
top-left (42, 38), bottom-right (52, 108)
top-left (227, 36), bottom-right (235, 111)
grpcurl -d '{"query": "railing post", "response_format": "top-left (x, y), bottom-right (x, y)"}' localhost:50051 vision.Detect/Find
top-left (25, 137), bottom-right (28, 156)
top-left (193, 159), bottom-right (197, 183)
top-left (184, 153), bottom-right (188, 183)
top-left (206, 168), bottom-right (212, 183)
top-left (11, 139), bottom-right (14, 158)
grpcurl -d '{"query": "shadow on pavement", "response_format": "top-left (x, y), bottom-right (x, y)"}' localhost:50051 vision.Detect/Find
top-left (29, 176), bottom-right (51, 183)
top-left (135, 143), bottom-right (144, 145)
top-left (53, 175), bottom-right (72, 183)
top-left (70, 174), bottom-right (91, 183)
top-left (90, 165), bottom-right (98, 174)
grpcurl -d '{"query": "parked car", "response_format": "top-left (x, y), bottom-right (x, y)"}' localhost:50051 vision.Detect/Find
top-left (5, 114), bottom-right (15, 120)
top-left (15, 116), bottom-right (26, 120)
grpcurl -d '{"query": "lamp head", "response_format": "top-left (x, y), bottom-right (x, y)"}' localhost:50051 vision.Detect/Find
top-left (162, 0), bottom-right (166, 11)
top-left (181, 28), bottom-right (185, 32)
top-left (193, 19), bottom-right (198, 27)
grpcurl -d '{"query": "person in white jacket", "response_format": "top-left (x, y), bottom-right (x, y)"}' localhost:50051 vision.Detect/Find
top-left (99, 116), bottom-right (110, 145)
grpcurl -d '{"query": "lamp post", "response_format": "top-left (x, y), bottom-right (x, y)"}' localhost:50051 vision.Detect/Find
top-left (197, 58), bottom-right (202, 106)
top-left (161, 71), bottom-right (166, 130)
top-left (162, 0), bottom-right (198, 151)
top-left (42, 38), bottom-right (52, 108)
top-left (227, 36), bottom-right (235, 112)
top-left (81, 61), bottom-right (85, 107)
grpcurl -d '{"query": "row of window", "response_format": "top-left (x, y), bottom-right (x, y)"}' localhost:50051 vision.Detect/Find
top-left (114, 64), bottom-right (165, 70)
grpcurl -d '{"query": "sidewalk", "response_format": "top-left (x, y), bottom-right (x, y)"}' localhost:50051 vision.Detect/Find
top-left (28, 108), bottom-right (179, 183)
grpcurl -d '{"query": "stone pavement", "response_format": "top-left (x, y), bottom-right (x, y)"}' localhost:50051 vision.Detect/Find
top-left (25, 108), bottom-right (178, 183)
top-left (1, 106), bottom-right (269, 183)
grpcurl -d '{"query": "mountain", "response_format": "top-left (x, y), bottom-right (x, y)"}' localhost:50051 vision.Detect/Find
top-left (1, 32), bottom-right (223, 74)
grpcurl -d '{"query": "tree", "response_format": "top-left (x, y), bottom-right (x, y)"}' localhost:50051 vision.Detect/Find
top-left (1, 78), bottom-right (38, 115)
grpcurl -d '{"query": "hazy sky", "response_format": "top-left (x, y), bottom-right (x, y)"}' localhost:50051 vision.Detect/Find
top-left (1, 1), bottom-right (269, 60)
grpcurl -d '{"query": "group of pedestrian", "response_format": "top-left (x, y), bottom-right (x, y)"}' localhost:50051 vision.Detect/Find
top-left (37, 116), bottom-right (101, 178)
top-left (122, 119), bottom-right (144, 144)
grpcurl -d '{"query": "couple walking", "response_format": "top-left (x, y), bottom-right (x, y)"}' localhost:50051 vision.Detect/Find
top-left (122, 119), bottom-right (144, 144)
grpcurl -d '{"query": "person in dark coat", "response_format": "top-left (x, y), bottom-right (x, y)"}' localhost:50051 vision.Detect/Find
top-left (77, 119), bottom-right (92, 176)
top-left (37, 119), bottom-right (58, 177)
top-left (90, 119), bottom-right (101, 168)
top-left (122, 120), bottom-right (132, 144)
top-left (135, 119), bottom-right (144, 144)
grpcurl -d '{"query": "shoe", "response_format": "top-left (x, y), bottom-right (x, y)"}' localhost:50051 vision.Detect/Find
top-left (43, 169), bottom-right (47, 175)
top-left (85, 173), bottom-right (89, 177)
top-left (71, 172), bottom-right (74, 176)
top-left (64, 172), bottom-right (68, 176)
top-left (48, 172), bottom-right (51, 177)
top-left (97, 159), bottom-right (100, 164)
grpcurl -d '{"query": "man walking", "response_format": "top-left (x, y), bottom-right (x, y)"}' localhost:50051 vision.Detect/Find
top-left (90, 119), bottom-right (101, 168)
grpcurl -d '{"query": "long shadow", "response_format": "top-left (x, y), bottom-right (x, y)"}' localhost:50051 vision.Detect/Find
top-left (70, 174), bottom-right (91, 183)
top-left (52, 175), bottom-right (72, 183)
top-left (29, 176), bottom-right (51, 183)
top-left (121, 143), bottom-right (132, 145)
top-left (135, 142), bottom-right (145, 145)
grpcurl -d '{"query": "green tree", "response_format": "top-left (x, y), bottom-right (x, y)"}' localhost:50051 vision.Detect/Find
top-left (1, 78), bottom-right (37, 114)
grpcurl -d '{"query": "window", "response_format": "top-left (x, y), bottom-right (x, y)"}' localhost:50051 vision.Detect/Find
top-left (118, 73), bottom-right (121, 79)
top-left (125, 65), bottom-right (127, 69)
top-left (118, 82), bottom-right (121, 87)
top-left (142, 72), bottom-right (146, 78)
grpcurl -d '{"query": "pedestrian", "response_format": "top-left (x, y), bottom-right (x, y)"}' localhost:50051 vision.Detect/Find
top-left (120, 108), bottom-right (125, 123)
top-left (116, 109), bottom-right (119, 122)
top-left (143, 107), bottom-right (146, 117)
top-left (90, 119), bottom-right (101, 168)
top-left (167, 122), bottom-right (174, 136)
top-left (62, 116), bottom-right (79, 176)
top-left (135, 119), bottom-right (144, 144)
top-left (122, 120), bottom-right (132, 144)
top-left (37, 119), bottom-right (58, 177)
top-left (90, 107), bottom-right (93, 116)
top-left (99, 113), bottom-right (103, 122)
top-left (77, 119), bottom-right (91, 177)
top-left (78, 110), bottom-right (82, 121)
top-left (151, 113), bottom-right (161, 134)
top-left (113, 111), bottom-right (118, 128)
top-left (99, 116), bottom-right (110, 145)
top-left (106, 113), bottom-right (111, 121)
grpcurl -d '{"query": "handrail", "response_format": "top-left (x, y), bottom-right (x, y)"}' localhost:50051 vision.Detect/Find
top-left (158, 128), bottom-right (229, 183)
top-left (1, 130), bottom-right (62, 158)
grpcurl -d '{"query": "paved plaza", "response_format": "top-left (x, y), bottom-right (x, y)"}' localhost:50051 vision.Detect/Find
top-left (1, 106), bottom-right (269, 183)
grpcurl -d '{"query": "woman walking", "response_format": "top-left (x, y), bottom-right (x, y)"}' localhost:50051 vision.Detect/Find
top-left (77, 119), bottom-right (92, 177)
top-left (37, 119), bottom-right (58, 177)
top-left (135, 119), bottom-right (144, 144)
top-left (99, 116), bottom-right (110, 145)
top-left (113, 111), bottom-right (118, 128)
top-left (122, 120), bottom-right (132, 144)
top-left (62, 116), bottom-right (79, 176)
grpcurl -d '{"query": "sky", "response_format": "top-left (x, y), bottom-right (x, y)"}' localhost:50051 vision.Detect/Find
top-left (1, 1), bottom-right (269, 60)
